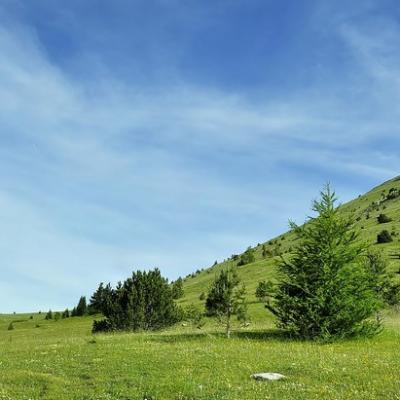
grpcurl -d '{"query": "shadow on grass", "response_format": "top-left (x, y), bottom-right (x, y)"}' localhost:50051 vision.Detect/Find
top-left (147, 329), bottom-right (298, 344)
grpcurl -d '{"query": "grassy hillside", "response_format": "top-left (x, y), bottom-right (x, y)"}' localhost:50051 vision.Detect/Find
top-left (179, 177), bottom-right (400, 310)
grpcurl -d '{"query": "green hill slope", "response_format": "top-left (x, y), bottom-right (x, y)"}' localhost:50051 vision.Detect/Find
top-left (179, 176), bottom-right (400, 312)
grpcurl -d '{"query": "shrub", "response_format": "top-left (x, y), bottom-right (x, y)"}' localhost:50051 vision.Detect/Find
top-left (377, 230), bottom-right (393, 244)
top-left (377, 214), bottom-right (392, 224)
top-left (7, 322), bottom-right (14, 331)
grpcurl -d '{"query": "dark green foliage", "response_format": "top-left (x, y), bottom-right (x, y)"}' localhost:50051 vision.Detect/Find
top-left (45, 310), bottom-right (53, 320)
top-left (171, 277), bottom-right (184, 300)
top-left (386, 187), bottom-right (400, 200)
top-left (205, 268), bottom-right (248, 337)
top-left (89, 283), bottom-right (112, 315)
top-left (7, 322), bottom-right (14, 331)
top-left (377, 230), bottom-right (393, 244)
top-left (92, 269), bottom-right (181, 333)
top-left (377, 214), bottom-right (392, 224)
top-left (62, 309), bottom-right (70, 319)
top-left (237, 247), bottom-right (255, 266)
top-left (255, 280), bottom-right (273, 303)
top-left (75, 296), bottom-right (88, 316)
top-left (267, 186), bottom-right (383, 340)
top-left (364, 251), bottom-right (400, 306)
top-left (54, 312), bottom-right (61, 321)
top-left (70, 307), bottom-right (77, 317)
top-left (199, 292), bottom-right (206, 301)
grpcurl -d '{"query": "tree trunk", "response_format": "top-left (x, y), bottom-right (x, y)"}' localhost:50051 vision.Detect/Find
top-left (226, 306), bottom-right (231, 338)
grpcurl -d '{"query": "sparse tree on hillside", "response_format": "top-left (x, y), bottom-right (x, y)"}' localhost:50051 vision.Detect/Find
top-left (205, 268), bottom-right (248, 338)
top-left (237, 247), bottom-right (255, 266)
top-left (255, 280), bottom-right (273, 303)
top-left (171, 277), bottom-right (184, 299)
top-left (267, 185), bottom-right (384, 340)
top-left (377, 214), bottom-right (392, 224)
top-left (62, 309), bottom-right (70, 319)
top-left (377, 230), bottom-right (393, 244)
top-left (364, 251), bottom-right (400, 307)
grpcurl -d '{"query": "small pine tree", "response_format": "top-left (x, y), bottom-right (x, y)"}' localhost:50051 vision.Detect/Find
top-left (89, 283), bottom-right (113, 315)
top-left (45, 310), bottom-right (53, 320)
top-left (261, 244), bottom-right (267, 258)
top-left (267, 185), bottom-right (383, 340)
top-left (171, 277), bottom-right (184, 299)
top-left (377, 230), bottom-right (393, 244)
top-left (7, 322), bottom-right (14, 331)
top-left (54, 312), bottom-right (61, 321)
top-left (255, 280), bottom-right (273, 303)
top-left (62, 309), bottom-right (70, 319)
top-left (205, 268), bottom-right (247, 338)
top-left (75, 296), bottom-right (88, 316)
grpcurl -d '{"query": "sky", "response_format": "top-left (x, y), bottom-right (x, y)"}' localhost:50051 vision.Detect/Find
top-left (1, 0), bottom-right (400, 312)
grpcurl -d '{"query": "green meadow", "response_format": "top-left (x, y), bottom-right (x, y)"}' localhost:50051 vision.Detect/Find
top-left (2, 177), bottom-right (400, 399)
top-left (1, 310), bottom-right (400, 400)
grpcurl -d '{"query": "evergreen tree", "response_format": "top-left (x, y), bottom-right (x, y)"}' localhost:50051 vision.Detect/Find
top-left (255, 280), bottom-right (273, 303)
top-left (45, 310), bottom-right (53, 320)
top-left (89, 283), bottom-right (113, 314)
top-left (75, 296), bottom-right (88, 316)
top-left (205, 268), bottom-right (247, 337)
top-left (92, 269), bottom-right (181, 333)
top-left (267, 185), bottom-right (383, 340)
top-left (171, 277), bottom-right (184, 299)
top-left (62, 309), bottom-right (70, 319)
top-left (261, 244), bottom-right (267, 258)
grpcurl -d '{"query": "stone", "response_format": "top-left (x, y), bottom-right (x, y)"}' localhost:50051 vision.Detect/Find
top-left (251, 372), bottom-right (286, 381)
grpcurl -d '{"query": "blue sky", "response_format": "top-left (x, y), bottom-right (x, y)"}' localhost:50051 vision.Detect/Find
top-left (1, 0), bottom-right (399, 312)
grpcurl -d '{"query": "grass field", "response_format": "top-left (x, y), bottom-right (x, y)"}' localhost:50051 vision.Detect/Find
top-left (1, 310), bottom-right (400, 400)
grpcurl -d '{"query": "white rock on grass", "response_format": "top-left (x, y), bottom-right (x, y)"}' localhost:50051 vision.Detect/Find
top-left (251, 372), bottom-right (286, 381)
